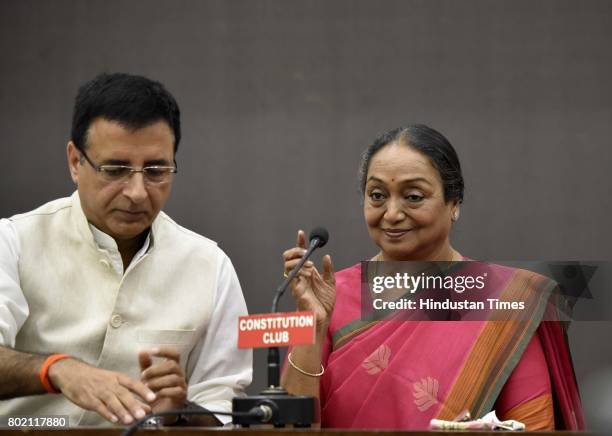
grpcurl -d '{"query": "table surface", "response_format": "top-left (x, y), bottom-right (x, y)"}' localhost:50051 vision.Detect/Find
top-left (0, 428), bottom-right (594, 436)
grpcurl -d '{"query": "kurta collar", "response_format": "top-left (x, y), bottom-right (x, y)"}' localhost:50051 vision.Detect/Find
top-left (70, 191), bottom-right (157, 274)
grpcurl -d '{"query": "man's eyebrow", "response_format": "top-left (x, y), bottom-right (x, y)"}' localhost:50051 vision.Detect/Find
top-left (101, 159), bottom-right (130, 165)
top-left (144, 159), bottom-right (173, 166)
top-left (99, 159), bottom-right (172, 166)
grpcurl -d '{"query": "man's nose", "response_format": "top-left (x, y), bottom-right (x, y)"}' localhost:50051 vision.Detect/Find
top-left (122, 172), bottom-right (148, 203)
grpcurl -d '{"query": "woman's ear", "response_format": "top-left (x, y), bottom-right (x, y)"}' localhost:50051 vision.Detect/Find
top-left (451, 203), bottom-right (460, 222)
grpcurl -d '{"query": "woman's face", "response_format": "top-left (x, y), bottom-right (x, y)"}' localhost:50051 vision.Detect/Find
top-left (363, 143), bottom-right (458, 261)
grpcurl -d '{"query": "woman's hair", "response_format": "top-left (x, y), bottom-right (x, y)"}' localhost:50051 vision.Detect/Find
top-left (358, 124), bottom-right (464, 204)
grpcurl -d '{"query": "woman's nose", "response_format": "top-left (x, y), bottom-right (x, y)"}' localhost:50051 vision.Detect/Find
top-left (383, 197), bottom-right (406, 223)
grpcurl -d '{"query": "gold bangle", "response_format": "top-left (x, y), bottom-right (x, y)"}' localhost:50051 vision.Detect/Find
top-left (287, 352), bottom-right (324, 377)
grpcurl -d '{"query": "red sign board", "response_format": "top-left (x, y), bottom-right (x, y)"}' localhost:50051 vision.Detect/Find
top-left (237, 311), bottom-right (316, 349)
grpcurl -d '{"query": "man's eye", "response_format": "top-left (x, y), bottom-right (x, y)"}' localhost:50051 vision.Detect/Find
top-left (102, 167), bottom-right (130, 177)
top-left (145, 168), bottom-right (166, 178)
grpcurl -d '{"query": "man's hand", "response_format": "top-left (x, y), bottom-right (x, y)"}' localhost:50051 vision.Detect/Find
top-left (139, 347), bottom-right (187, 422)
top-left (48, 358), bottom-right (156, 425)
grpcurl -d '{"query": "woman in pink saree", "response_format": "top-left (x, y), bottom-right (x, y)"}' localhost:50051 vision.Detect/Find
top-left (281, 125), bottom-right (584, 430)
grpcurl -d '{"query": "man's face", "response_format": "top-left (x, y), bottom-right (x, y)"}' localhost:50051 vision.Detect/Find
top-left (67, 118), bottom-right (175, 242)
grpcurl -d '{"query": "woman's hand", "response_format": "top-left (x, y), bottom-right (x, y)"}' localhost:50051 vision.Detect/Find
top-left (283, 230), bottom-right (336, 333)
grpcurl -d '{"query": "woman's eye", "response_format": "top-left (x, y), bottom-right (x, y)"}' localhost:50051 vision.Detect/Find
top-left (369, 192), bottom-right (386, 201)
top-left (406, 194), bottom-right (424, 202)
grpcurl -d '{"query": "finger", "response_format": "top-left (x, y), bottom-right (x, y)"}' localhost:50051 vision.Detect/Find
top-left (90, 397), bottom-right (119, 424)
top-left (144, 374), bottom-right (186, 392)
top-left (115, 385), bottom-right (149, 422)
top-left (283, 247), bottom-right (307, 261)
top-left (147, 346), bottom-right (180, 362)
top-left (141, 402), bottom-right (152, 414)
top-left (138, 350), bottom-right (153, 371)
top-left (100, 390), bottom-right (136, 425)
top-left (118, 374), bottom-right (157, 403)
top-left (288, 267), bottom-right (314, 283)
top-left (142, 361), bottom-right (183, 382)
top-left (156, 386), bottom-right (187, 399)
top-left (291, 281), bottom-right (306, 299)
top-left (285, 258), bottom-right (314, 272)
top-left (296, 229), bottom-right (306, 249)
top-left (322, 255), bottom-right (336, 285)
top-left (299, 268), bottom-right (313, 278)
top-left (300, 264), bottom-right (315, 275)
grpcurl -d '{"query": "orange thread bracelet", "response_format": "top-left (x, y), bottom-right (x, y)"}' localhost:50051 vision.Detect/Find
top-left (40, 354), bottom-right (70, 394)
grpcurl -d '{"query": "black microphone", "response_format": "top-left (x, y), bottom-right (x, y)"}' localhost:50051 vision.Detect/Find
top-left (309, 226), bottom-right (329, 249)
top-left (233, 227), bottom-right (329, 428)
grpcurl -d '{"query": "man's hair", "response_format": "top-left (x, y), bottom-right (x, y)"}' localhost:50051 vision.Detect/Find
top-left (71, 73), bottom-right (181, 153)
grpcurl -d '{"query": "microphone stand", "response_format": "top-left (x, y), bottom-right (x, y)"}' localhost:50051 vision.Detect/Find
top-left (232, 239), bottom-right (323, 427)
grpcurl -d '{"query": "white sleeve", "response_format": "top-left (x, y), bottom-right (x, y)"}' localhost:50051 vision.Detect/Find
top-left (185, 248), bottom-right (253, 424)
top-left (0, 218), bottom-right (28, 347)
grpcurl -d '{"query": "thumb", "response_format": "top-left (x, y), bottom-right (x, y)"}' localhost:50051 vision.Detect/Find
top-left (322, 254), bottom-right (335, 285)
top-left (297, 229), bottom-right (306, 249)
top-left (138, 350), bottom-right (153, 372)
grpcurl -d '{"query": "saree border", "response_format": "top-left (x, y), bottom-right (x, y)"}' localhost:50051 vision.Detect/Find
top-left (435, 270), bottom-right (557, 419)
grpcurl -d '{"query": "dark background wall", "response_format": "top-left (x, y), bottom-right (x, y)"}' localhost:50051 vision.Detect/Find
top-left (1, 0), bottom-right (610, 423)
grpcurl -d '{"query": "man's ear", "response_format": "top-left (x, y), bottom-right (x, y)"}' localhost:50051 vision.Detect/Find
top-left (67, 141), bottom-right (81, 185)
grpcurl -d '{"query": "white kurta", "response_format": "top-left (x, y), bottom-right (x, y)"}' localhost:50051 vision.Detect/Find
top-left (0, 192), bottom-right (252, 425)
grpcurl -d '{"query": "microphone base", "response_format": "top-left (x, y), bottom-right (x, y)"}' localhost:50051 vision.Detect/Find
top-left (232, 387), bottom-right (316, 427)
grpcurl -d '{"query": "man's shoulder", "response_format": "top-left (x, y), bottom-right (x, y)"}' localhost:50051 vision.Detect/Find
top-left (154, 211), bottom-right (219, 252)
top-left (9, 196), bottom-right (74, 224)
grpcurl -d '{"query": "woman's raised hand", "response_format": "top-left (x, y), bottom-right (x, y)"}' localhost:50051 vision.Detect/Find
top-left (283, 230), bottom-right (336, 332)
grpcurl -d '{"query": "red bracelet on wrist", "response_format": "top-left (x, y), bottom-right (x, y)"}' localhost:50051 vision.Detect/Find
top-left (40, 354), bottom-right (70, 394)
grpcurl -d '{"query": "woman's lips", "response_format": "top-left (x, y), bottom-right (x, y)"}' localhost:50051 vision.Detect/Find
top-left (382, 229), bottom-right (411, 239)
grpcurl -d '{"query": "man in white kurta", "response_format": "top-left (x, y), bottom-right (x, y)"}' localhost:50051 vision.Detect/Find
top-left (0, 73), bottom-right (252, 426)
top-left (0, 192), bottom-right (251, 425)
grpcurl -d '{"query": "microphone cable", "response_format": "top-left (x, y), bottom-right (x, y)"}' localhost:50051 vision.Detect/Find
top-left (122, 404), bottom-right (274, 436)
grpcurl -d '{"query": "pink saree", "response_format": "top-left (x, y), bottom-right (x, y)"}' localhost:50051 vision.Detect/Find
top-left (319, 263), bottom-right (585, 430)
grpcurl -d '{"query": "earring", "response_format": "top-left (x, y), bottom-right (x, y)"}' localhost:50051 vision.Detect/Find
top-left (451, 210), bottom-right (459, 222)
